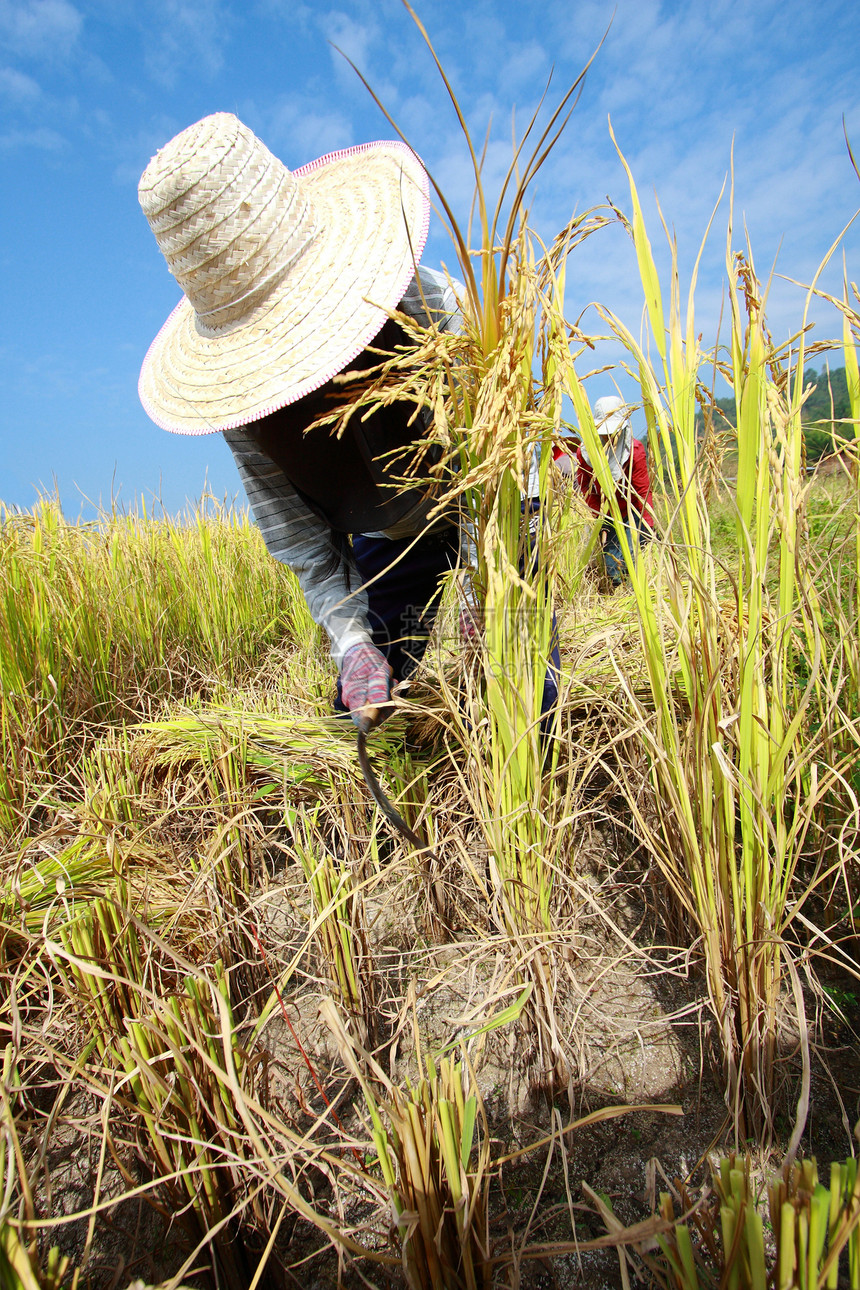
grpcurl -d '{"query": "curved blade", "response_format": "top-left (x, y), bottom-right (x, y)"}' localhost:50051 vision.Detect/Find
top-left (356, 728), bottom-right (438, 861)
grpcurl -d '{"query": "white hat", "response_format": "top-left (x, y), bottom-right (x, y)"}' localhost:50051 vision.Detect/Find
top-left (138, 113), bottom-right (430, 435)
top-left (593, 395), bottom-right (631, 439)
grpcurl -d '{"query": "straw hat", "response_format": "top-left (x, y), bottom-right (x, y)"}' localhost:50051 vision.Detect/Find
top-left (138, 112), bottom-right (430, 435)
top-left (593, 395), bottom-right (631, 439)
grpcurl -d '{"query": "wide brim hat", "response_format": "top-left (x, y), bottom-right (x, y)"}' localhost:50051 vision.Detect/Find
top-left (138, 113), bottom-right (431, 435)
top-left (593, 395), bottom-right (631, 440)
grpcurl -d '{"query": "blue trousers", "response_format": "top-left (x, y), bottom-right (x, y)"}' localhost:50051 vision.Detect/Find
top-left (602, 514), bottom-right (653, 585)
top-left (334, 521), bottom-right (561, 717)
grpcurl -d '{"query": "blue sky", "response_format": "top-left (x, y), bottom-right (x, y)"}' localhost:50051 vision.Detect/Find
top-left (1, 0), bottom-right (859, 516)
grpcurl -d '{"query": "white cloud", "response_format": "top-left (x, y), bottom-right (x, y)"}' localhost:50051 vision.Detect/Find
top-left (324, 9), bottom-right (374, 74)
top-left (0, 0), bottom-right (82, 59)
top-left (263, 95), bottom-right (354, 162)
top-left (253, 0), bottom-right (313, 22)
top-left (474, 0), bottom-right (859, 349)
top-left (320, 7), bottom-right (401, 111)
top-left (0, 124), bottom-right (63, 148)
top-left (110, 116), bottom-right (188, 186)
top-left (0, 64), bottom-right (39, 99)
top-left (143, 0), bottom-right (230, 86)
top-left (501, 40), bottom-right (549, 92)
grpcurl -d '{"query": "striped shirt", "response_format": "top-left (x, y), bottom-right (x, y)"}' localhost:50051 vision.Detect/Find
top-left (223, 266), bottom-right (462, 667)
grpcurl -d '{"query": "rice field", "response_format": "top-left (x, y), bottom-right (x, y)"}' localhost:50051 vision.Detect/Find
top-left (2, 460), bottom-right (859, 1286)
top-left (3, 50), bottom-right (860, 1290)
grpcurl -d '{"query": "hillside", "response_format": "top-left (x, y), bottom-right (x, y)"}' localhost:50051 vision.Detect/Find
top-left (705, 365), bottom-right (856, 462)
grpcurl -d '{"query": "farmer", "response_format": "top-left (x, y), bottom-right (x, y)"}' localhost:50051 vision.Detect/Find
top-left (137, 113), bottom-right (559, 729)
top-left (576, 396), bottom-right (655, 586)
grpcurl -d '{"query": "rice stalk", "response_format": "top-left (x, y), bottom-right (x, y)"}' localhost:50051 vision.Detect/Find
top-left (333, 10), bottom-right (612, 1079)
top-left (0, 499), bottom-right (304, 834)
top-left (81, 731), bottom-right (144, 832)
top-left (1, 837), bottom-right (114, 936)
top-left (38, 876), bottom-right (400, 1283)
top-left (421, 196), bottom-right (603, 1083)
top-left (415, 251), bottom-right (572, 1078)
top-left (51, 891), bottom-right (284, 1287)
top-left (638, 1151), bottom-right (860, 1290)
top-left (573, 138), bottom-right (852, 1136)
top-left (321, 997), bottom-right (492, 1290)
top-left (284, 801), bottom-right (376, 1045)
top-left (0, 1042), bottom-right (78, 1290)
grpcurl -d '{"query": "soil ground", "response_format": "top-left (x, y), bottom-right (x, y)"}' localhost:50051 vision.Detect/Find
top-left (39, 806), bottom-right (860, 1290)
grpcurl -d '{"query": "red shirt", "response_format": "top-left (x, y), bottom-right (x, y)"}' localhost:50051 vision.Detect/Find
top-left (576, 438), bottom-right (655, 527)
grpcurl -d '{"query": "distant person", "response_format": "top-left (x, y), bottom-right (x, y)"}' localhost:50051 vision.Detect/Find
top-left (554, 449), bottom-right (574, 478)
top-left (576, 396), bottom-right (655, 587)
top-left (552, 424), bottom-right (577, 478)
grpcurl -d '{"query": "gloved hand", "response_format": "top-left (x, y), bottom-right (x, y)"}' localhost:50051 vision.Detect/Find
top-left (459, 602), bottom-right (483, 643)
top-left (340, 643), bottom-right (392, 731)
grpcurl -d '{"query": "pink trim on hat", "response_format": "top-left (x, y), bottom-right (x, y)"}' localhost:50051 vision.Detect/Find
top-left (286, 141), bottom-right (431, 404)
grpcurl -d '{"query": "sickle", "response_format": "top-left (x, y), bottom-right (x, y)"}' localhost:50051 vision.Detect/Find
top-left (355, 709), bottom-right (439, 861)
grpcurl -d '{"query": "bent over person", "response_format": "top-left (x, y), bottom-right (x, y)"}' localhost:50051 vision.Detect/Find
top-left (137, 113), bottom-right (559, 728)
top-left (576, 395), bottom-right (655, 587)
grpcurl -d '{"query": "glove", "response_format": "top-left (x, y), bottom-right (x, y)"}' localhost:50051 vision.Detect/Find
top-left (340, 643), bottom-right (392, 731)
top-left (459, 602), bottom-right (483, 643)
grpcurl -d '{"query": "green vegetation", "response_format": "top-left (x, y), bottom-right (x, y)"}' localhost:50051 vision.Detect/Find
top-left (642, 1154), bottom-right (860, 1290)
top-left (1, 29), bottom-right (860, 1290)
top-left (707, 365), bottom-right (856, 463)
